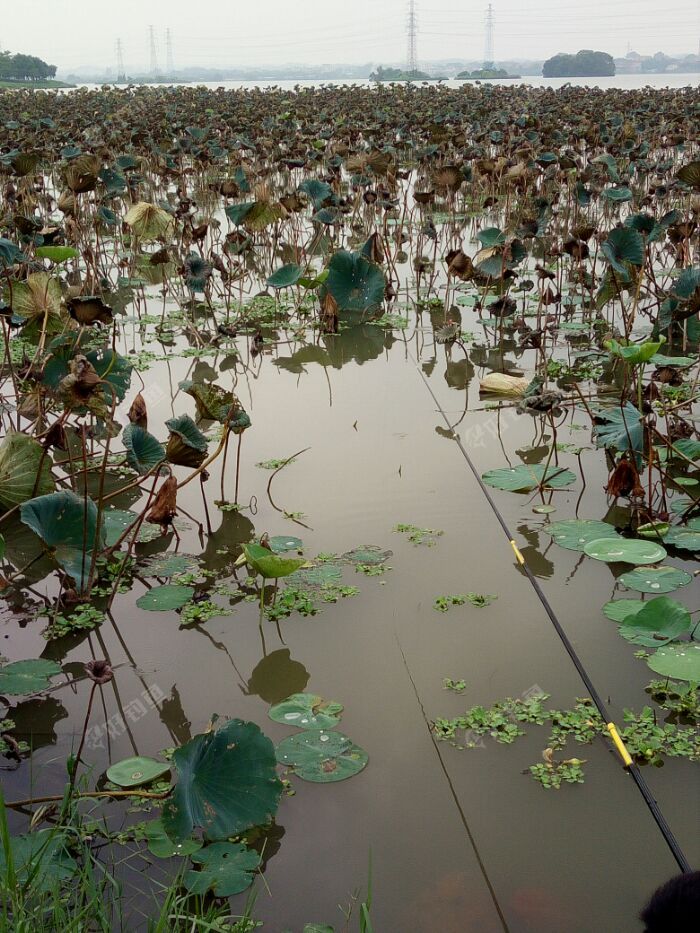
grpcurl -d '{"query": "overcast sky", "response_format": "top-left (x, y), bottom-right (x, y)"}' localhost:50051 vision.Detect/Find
top-left (3, 0), bottom-right (698, 72)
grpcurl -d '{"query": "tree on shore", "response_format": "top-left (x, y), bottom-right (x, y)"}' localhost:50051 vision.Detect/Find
top-left (543, 50), bottom-right (615, 78)
top-left (0, 51), bottom-right (57, 82)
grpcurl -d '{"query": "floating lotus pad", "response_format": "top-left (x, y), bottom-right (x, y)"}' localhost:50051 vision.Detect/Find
top-left (0, 659), bottom-right (61, 695)
top-left (602, 600), bottom-right (645, 623)
top-left (481, 464), bottom-right (576, 493)
top-left (276, 730), bottom-right (368, 782)
top-left (619, 566), bottom-right (692, 594)
top-left (106, 756), bottom-right (170, 788)
top-left (583, 538), bottom-right (667, 565)
top-left (184, 842), bottom-right (260, 897)
top-left (269, 693), bottom-right (344, 730)
top-left (664, 519), bottom-right (700, 552)
top-left (646, 644), bottom-right (700, 682)
top-left (269, 535), bottom-right (304, 553)
top-left (144, 819), bottom-right (202, 858)
top-left (342, 545), bottom-right (393, 565)
top-left (544, 519), bottom-right (619, 552)
top-left (136, 584), bottom-right (194, 611)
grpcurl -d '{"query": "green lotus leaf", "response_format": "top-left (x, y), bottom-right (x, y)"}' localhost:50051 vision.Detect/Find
top-left (144, 819), bottom-right (202, 859)
top-left (267, 263), bottom-right (302, 289)
top-left (290, 562), bottom-right (343, 586)
top-left (165, 414), bottom-right (208, 468)
top-left (162, 718), bottom-right (282, 842)
top-left (646, 645), bottom-right (700, 682)
top-left (0, 659), bottom-right (61, 696)
top-left (102, 509), bottom-right (164, 546)
top-left (605, 336), bottom-right (665, 365)
top-left (123, 424), bottom-right (165, 475)
top-left (20, 491), bottom-right (105, 591)
top-left (342, 545), bottom-right (393, 565)
top-left (124, 201), bottom-right (174, 241)
top-left (179, 381), bottom-right (249, 429)
top-left (602, 599), bottom-right (645, 623)
top-left (184, 842), bottom-right (260, 897)
top-left (601, 227), bottom-right (644, 274)
top-left (268, 535), bottom-right (303, 553)
top-left (323, 250), bottom-right (385, 315)
top-left (276, 730), bottom-right (368, 783)
top-left (224, 202), bottom-right (255, 226)
top-left (0, 237), bottom-right (25, 267)
top-left (593, 404), bottom-right (643, 455)
top-left (138, 554), bottom-right (200, 577)
top-left (106, 755), bottom-right (170, 788)
top-left (298, 178), bottom-right (333, 207)
top-left (602, 186), bottom-right (632, 202)
top-left (543, 520), bottom-right (619, 552)
top-left (583, 537), bottom-right (667, 565)
top-left (0, 831), bottom-right (76, 894)
top-left (35, 246), bottom-right (79, 264)
top-left (243, 543), bottom-right (305, 579)
top-left (618, 597), bottom-right (691, 647)
top-left (0, 432), bottom-right (55, 512)
top-left (619, 566), bottom-right (692, 594)
top-left (481, 464), bottom-right (576, 493)
top-left (664, 519), bottom-right (700, 552)
top-left (269, 693), bottom-right (344, 730)
top-left (243, 201), bottom-right (285, 232)
top-left (477, 227), bottom-right (506, 247)
top-left (136, 584), bottom-right (194, 611)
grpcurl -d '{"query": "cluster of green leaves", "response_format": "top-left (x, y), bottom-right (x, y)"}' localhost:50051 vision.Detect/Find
top-left (394, 523), bottom-right (444, 546)
top-left (620, 707), bottom-right (700, 766)
top-left (433, 593), bottom-right (497, 612)
top-left (434, 693), bottom-right (551, 745)
top-left (529, 758), bottom-right (586, 789)
top-left (43, 604), bottom-right (104, 641)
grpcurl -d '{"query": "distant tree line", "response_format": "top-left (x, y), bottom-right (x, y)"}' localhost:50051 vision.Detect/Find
top-left (0, 51), bottom-right (57, 81)
top-left (543, 50), bottom-right (615, 78)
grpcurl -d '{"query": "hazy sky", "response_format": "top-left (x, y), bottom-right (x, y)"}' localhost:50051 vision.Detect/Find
top-left (3, 0), bottom-right (698, 72)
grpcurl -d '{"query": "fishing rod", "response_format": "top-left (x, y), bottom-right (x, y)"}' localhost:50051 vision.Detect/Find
top-left (414, 359), bottom-right (693, 875)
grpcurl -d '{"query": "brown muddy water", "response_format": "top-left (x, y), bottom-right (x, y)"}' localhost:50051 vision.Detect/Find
top-left (2, 308), bottom-right (698, 931)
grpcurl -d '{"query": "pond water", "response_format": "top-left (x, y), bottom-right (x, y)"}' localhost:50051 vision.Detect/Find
top-left (0, 81), bottom-right (698, 932)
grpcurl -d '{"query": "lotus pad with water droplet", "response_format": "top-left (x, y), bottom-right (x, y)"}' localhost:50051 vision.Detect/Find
top-left (619, 566), bottom-right (692, 594)
top-left (276, 730), bottom-right (368, 782)
top-left (106, 756), bottom-right (170, 788)
top-left (543, 519), bottom-right (619, 552)
top-left (583, 538), bottom-right (667, 565)
top-left (269, 693), bottom-right (343, 730)
top-left (646, 644), bottom-right (700, 682)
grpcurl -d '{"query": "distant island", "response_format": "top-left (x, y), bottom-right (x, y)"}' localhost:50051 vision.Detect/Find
top-left (370, 66), bottom-right (433, 82)
top-left (0, 49), bottom-right (74, 89)
top-left (543, 50), bottom-right (615, 78)
top-left (456, 67), bottom-right (520, 80)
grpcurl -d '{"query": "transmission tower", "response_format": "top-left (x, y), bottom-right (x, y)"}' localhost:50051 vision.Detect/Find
top-left (166, 28), bottom-right (174, 75)
top-left (148, 25), bottom-right (160, 76)
top-left (116, 38), bottom-right (126, 82)
top-left (484, 3), bottom-right (495, 69)
top-left (407, 1), bottom-right (418, 74)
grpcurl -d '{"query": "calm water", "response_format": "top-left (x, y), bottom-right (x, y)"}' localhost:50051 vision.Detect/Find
top-left (3, 308), bottom-right (698, 931)
top-left (77, 72), bottom-right (700, 93)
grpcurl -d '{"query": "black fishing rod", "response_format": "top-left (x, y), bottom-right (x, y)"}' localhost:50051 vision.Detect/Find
top-left (415, 359), bottom-right (693, 875)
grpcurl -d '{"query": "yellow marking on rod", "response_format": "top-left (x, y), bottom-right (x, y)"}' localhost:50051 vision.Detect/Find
top-left (510, 539), bottom-right (525, 565)
top-left (607, 722), bottom-right (633, 767)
